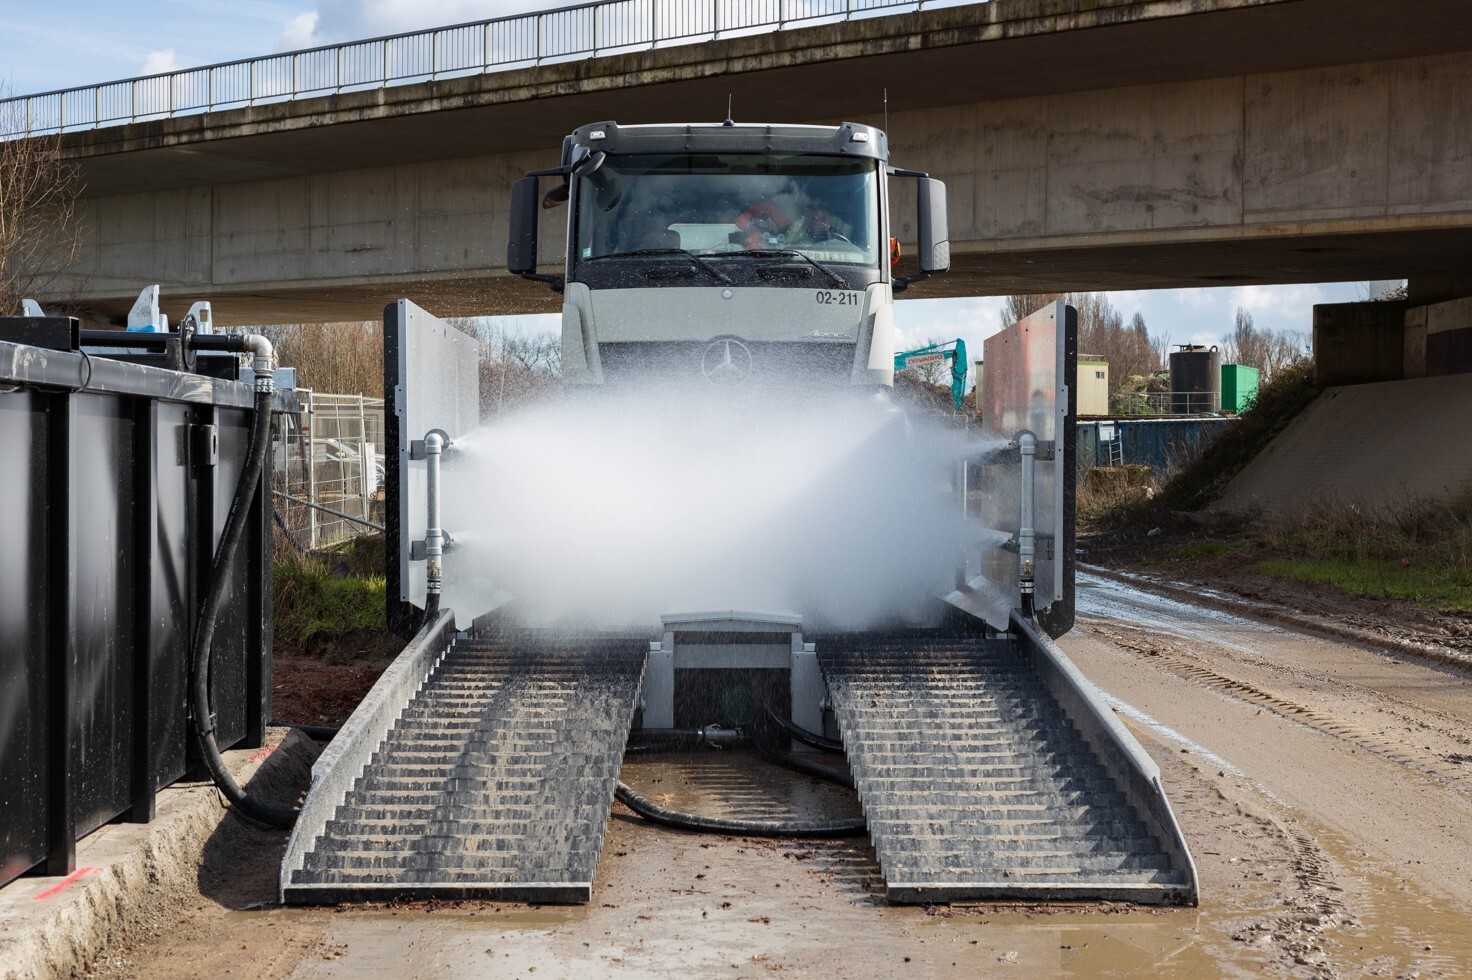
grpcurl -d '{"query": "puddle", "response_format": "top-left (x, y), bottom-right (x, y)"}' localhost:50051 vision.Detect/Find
top-left (618, 751), bottom-right (863, 821)
top-left (1310, 822), bottom-right (1472, 976)
top-left (1076, 570), bottom-right (1281, 656)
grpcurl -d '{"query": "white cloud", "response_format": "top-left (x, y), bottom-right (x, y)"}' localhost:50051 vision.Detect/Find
top-left (278, 11), bottom-right (321, 49)
top-left (142, 48), bottom-right (182, 75)
top-left (277, 0), bottom-right (549, 48)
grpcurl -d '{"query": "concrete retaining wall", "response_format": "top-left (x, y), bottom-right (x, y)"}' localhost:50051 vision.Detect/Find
top-left (1214, 373), bottom-right (1472, 515)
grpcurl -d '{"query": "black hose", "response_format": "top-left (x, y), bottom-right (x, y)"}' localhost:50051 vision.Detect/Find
top-left (765, 707), bottom-right (845, 753)
top-left (190, 386), bottom-right (298, 829)
top-left (758, 740), bottom-right (855, 789)
top-left (623, 735), bottom-right (756, 755)
top-left (614, 781), bottom-right (866, 838)
top-left (274, 722), bottom-right (339, 742)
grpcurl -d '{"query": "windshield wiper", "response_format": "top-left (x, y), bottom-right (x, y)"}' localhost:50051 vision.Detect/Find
top-left (712, 248), bottom-right (847, 287)
top-left (585, 248), bottom-right (733, 285)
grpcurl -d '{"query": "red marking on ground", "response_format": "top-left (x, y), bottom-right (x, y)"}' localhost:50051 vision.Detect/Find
top-left (33, 867), bottom-right (100, 900)
top-left (248, 745), bottom-right (278, 762)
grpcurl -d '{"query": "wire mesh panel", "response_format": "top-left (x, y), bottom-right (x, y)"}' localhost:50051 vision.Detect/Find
top-left (276, 392), bottom-right (385, 549)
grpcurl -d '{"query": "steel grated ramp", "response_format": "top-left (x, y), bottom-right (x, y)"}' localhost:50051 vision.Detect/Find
top-left (284, 631), bottom-right (646, 904)
top-left (817, 629), bottom-right (1193, 904)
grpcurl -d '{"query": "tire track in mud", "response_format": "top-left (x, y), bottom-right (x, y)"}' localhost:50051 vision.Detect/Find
top-left (1085, 622), bottom-right (1472, 796)
top-left (1229, 812), bottom-right (1345, 977)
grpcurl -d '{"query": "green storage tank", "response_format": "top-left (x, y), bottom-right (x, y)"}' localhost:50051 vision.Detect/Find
top-left (1221, 364), bottom-right (1259, 413)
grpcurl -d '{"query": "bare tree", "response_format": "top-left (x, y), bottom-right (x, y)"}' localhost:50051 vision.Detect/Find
top-left (0, 106), bottom-right (85, 315)
top-left (475, 318), bottom-right (561, 418)
top-left (246, 322), bottom-right (385, 396)
top-left (1002, 293), bottom-right (1164, 411)
top-left (1219, 306), bottom-right (1308, 383)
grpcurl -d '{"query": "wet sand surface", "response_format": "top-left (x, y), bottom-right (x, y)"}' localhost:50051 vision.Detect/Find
top-left (92, 575), bottom-right (1472, 978)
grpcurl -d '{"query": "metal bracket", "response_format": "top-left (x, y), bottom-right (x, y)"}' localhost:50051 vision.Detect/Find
top-left (409, 531), bottom-right (454, 562)
top-left (188, 423), bottom-right (218, 468)
top-left (999, 533), bottom-right (1055, 560)
top-left (409, 428), bottom-right (452, 460)
top-left (1005, 438), bottom-right (1055, 460)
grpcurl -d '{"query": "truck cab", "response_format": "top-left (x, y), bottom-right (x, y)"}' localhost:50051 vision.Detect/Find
top-left (508, 120), bottom-right (949, 389)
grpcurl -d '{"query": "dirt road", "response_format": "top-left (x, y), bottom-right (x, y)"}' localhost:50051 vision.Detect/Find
top-left (93, 575), bottom-right (1472, 978)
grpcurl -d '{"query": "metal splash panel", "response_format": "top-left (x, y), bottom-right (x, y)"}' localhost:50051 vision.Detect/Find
top-left (972, 301), bottom-right (1077, 638)
top-left (385, 300), bottom-right (480, 628)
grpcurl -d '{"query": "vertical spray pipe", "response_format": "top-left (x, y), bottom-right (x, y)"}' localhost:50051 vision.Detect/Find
top-left (423, 430), bottom-right (446, 616)
top-left (1016, 430), bottom-right (1037, 618)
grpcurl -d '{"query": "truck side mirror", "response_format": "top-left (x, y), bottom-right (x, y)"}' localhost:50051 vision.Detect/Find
top-left (508, 176), bottom-right (540, 276)
top-left (917, 177), bottom-right (950, 275)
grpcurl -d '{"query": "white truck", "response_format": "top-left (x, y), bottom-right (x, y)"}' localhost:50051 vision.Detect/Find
top-left (507, 119), bottom-right (950, 388)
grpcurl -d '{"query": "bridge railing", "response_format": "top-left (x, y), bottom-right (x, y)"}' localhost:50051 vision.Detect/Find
top-left (0, 0), bottom-right (976, 137)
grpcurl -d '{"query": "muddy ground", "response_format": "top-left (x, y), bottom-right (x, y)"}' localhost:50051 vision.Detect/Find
top-left (88, 574), bottom-right (1472, 978)
top-left (1080, 522), bottom-right (1472, 662)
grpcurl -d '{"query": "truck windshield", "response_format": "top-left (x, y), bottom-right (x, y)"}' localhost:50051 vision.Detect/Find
top-left (574, 154), bottom-right (881, 271)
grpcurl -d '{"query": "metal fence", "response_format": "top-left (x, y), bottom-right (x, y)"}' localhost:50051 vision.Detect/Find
top-left (0, 0), bottom-right (980, 136)
top-left (1118, 391), bottom-right (1224, 416)
top-left (275, 392), bottom-right (386, 550)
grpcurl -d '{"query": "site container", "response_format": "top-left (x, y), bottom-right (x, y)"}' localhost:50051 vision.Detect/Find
top-left (1221, 364), bottom-right (1260, 413)
top-left (0, 321), bottom-right (295, 888)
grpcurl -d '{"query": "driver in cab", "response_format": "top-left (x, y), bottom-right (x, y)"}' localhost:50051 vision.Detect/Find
top-left (733, 199), bottom-right (852, 250)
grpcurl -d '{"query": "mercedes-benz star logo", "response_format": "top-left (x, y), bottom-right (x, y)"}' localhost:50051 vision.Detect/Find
top-left (701, 338), bottom-right (753, 387)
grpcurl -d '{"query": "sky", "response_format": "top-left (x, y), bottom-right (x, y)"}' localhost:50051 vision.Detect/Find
top-left (1, 0), bottom-right (1376, 364)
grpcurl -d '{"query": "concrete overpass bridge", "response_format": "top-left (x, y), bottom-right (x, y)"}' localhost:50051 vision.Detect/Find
top-left (20, 0), bottom-right (1472, 329)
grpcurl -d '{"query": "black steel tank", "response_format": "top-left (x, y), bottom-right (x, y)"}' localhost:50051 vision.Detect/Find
top-left (1169, 345), bottom-right (1221, 413)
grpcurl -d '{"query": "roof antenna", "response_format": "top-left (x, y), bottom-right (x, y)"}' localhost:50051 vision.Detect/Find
top-left (883, 87), bottom-right (889, 134)
top-left (723, 94), bottom-right (734, 127)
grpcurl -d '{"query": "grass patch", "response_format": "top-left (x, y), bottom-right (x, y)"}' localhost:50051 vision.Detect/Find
top-left (1259, 558), bottom-right (1472, 612)
top-left (273, 549), bottom-right (387, 654)
top-left (1253, 503), bottom-right (1472, 612)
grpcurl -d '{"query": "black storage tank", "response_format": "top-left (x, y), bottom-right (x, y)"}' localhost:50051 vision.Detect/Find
top-left (1169, 345), bottom-right (1221, 413)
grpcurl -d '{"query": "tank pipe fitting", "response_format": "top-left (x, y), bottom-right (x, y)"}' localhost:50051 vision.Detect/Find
top-left (1016, 430), bottom-right (1037, 617)
top-left (242, 334), bottom-right (275, 388)
top-left (423, 429), bottom-right (447, 614)
top-left (697, 725), bottom-right (740, 748)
